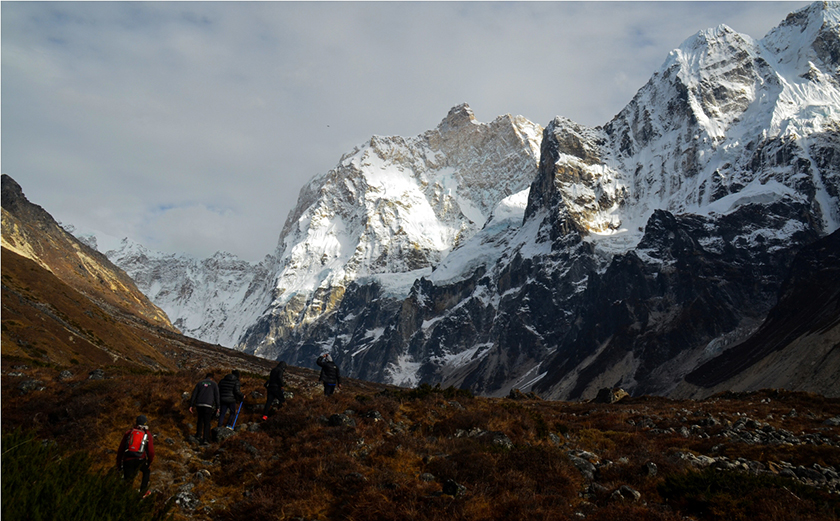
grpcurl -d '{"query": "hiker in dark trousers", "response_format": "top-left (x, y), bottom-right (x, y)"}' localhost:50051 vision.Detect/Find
top-left (262, 361), bottom-right (286, 420)
top-left (189, 373), bottom-right (219, 444)
top-left (316, 354), bottom-right (341, 396)
top-left (117, 415), bottom-right (155, 496)
top-left (218, 369), bottom-right (245, 429)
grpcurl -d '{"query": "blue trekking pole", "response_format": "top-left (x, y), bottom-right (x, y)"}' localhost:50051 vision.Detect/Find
top-left (230, 402), bottom-right (243, 429)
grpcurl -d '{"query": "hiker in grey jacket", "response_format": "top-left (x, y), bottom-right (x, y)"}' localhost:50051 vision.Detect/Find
top-left (189, 373), bottom-right (219, 444)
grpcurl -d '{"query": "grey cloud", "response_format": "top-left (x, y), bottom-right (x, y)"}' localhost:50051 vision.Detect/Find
top-left (2, 1), bottom-right (808, 261)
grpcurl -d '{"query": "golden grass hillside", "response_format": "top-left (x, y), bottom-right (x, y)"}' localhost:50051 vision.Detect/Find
top-left (3, 356), bottom-right (839, 521)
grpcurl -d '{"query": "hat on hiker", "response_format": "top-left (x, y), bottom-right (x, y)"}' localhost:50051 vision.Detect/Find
top-left (136, 415), bottom-right (148, 425)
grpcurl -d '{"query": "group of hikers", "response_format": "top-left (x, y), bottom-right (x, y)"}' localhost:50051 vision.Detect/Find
top-left (117, 353), bottom-right (341, 495)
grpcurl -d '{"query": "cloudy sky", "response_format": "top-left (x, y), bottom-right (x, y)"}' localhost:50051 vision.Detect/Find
top-left (2, 1), bottom-right (809, 262)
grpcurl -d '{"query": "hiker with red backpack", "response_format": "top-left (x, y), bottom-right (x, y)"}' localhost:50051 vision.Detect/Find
top-left (189, 373), bottom-right (220, 445)
top-left (218, 369), bottom-right (245, 429)
top-left (117, 415), bottom-right (155, 496)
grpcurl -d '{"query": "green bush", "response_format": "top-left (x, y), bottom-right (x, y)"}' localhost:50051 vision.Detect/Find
top-left (1, 430), bottom-right (169, 521)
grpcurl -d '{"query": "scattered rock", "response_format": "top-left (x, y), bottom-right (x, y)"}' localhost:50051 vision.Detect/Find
top-left (676, 452), bottom-right (840, 492)
top-left (213, 427), bottom-right (236, 443)
top-left (88, 369), bottom-right (105, 380)
top-left (193, 469), bottom-right (211, 483)
top-left (328, 414), bottom-right (356, 428)
top-left (365, 410), bottom-right (384, 422)
top-left (587, 482), bottom-right (610, 498)
top-left (568, 454), bottom-right (597, 481)
top-left (569, 449), bottom-right (599, 461)
top-left (795, 466), bottom-right (827, 483)
top-left (420, 473), bottom-right (435, 482)
top-left (175, 484), bottom-right (200, 511)
top-left (239, 441), bottom-right (260, 456)
top-left (57, 370), bottom-right (73, 381)
top-left (389, 421), bottom-right (407, 434)
top-left (593, 388), bottom-right (629, 404)
top-left (442, 479), bottom-right (466, 497)
top-left (611, 485), bottom-right (641, 502)
top-left (477, 431), bottom-right (514, 450)
top-left (17, 379), bottom-right (45, 394)
top-left (508, 388), bottom-right (540, 400)
top-left (643, 461), bottom-right (658, 476)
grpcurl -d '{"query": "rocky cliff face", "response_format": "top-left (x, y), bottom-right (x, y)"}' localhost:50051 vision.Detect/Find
top-left (93, 2), bottom-right (840, 399)
top-left (674, 228), bottom-right (840, 398)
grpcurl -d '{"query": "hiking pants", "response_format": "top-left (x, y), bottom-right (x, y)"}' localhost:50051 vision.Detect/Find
top-left (219, 402), bottom-right (237, 428)
top-left (123, 458), bottom-right (150, 493)
top-left (323, 383), bottom-right (336, 396)
top-left (196, 406), bottom-right (214, 442)
top-left (263, 388), bottom-right (285, 416)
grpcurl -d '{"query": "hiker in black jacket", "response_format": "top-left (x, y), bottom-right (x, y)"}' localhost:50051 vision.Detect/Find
top-left (218, 369), bottom-right (245, 429)
top-left (262, 361), bottom-right (286, 420)
top-left (316, 354), bottom-right (341, 396)
top-left (189, 373), bottom-right (219, 445)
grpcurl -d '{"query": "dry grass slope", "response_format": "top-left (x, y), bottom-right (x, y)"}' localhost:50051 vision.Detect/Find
top-left (3, 358), bottom-right (839, 521)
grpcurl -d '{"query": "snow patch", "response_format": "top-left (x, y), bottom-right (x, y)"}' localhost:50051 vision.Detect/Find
top-left (385, 354), bottom-right (423, 387)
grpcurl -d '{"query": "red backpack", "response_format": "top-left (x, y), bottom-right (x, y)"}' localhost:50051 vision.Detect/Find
top-left (124, 428), bottom-right (148, 458)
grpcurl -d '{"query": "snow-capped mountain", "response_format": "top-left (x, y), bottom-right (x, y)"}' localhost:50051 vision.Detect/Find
top-left (234, 1), bottom-right (838, 398)
top-left (91, 2), bottom-right (840, 399)
top-left (236, 105), bottom-right (543, 360)
top-left (102, 238), bottom-right (277, 347)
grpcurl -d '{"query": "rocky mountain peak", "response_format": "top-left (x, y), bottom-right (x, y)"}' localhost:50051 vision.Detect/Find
top-left (1, 173), bottom-right (57, 234)
top-left (764, 0), bottom-right (840, 74)
top-left (438, 103), bottom-right (476, 134)
top-left (1, 174), bottom-right (175, 331)
top-left (235, 104), bottom-right (543, 359)
top-left (1, 174), bottom-right (26, 212)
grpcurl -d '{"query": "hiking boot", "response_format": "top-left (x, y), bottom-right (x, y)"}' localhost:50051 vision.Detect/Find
top-left (142, 490), bottom-right (152, 499)
top-left (262, 415), bottom-right (268, 421)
